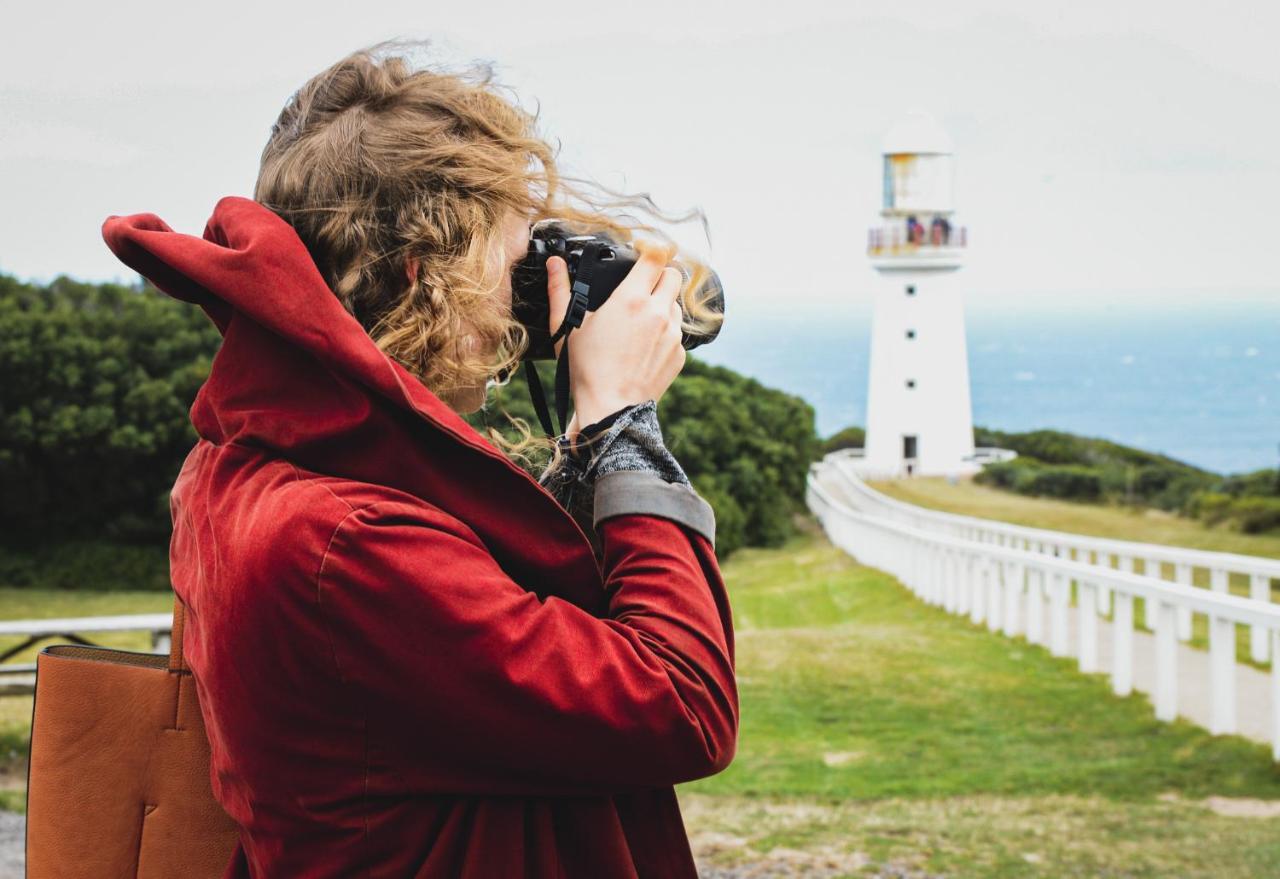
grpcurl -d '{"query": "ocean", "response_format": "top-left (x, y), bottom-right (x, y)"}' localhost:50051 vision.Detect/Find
top-left (696, 296), bottom-right (1280, 476)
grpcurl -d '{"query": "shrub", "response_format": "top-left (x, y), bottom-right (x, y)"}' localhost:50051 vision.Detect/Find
top-left (1020, 465), bottom-right (1103, 501)
top-left (819, 426), bottom-right (865, 457)
top-left (1233, 497), bottom-right (1280, 534)
top-left (0, 540), bottom-right (171, 591)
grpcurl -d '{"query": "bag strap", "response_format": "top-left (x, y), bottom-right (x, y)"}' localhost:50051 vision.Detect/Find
top-left (169, 594), bottom-right (187, 673)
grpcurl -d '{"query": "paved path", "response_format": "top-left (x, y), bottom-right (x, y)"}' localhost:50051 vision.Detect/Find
top-left (814, 465), bottom-right (1275, 749)
top-left (0, 812), bottom-right (20, 879)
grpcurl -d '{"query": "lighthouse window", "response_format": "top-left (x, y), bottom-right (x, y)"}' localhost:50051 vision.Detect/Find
top-left (906, 329), bottom-right (916, 340)
top-left (905, 285), bottom-right (916, 296)
top-left (906, 379), bottom-right (916, 389)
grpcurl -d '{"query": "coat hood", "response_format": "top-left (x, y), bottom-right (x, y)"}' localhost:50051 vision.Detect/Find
top-left (102, 195), bottom-right (605, 610)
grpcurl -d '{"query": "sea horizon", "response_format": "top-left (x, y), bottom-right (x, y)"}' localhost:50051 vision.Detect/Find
top-left (697, 294), bottom-right (1280, 476)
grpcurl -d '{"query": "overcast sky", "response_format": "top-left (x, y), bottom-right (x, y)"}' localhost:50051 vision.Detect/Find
top-left (3, 0), bottom-right (1278, 314)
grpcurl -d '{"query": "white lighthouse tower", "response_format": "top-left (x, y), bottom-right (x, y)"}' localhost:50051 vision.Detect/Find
top-left (862, 112), bottom-right (977, 478)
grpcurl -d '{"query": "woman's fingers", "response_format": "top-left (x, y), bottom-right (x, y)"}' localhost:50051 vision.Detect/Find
top-left (619, 240), bottom-right (676, 303)
top-left (545, 256), bottom-right (570, 358)
top-left (652, 266), bottom-right (683, 310)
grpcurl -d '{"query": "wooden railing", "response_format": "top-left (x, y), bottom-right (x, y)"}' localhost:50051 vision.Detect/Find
top-left (807, 460), bottom-right (1280, 759)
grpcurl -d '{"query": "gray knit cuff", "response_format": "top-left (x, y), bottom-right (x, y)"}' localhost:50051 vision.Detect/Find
top-left (537, 400), bottom-right (715, 547)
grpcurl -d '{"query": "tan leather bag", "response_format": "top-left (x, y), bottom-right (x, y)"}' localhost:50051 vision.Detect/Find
top-left (25, 596), bottom-right (241, 877)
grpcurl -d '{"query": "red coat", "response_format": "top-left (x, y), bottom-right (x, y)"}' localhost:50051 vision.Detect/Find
top-left (101, 197), bottom-right (738, 878)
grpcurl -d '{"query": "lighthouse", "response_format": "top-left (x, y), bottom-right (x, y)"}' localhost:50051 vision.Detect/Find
top-left (862, 112), bottom-right (977, 478)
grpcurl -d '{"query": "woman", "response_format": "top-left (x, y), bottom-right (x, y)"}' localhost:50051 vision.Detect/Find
top-left (101, 41), bottom-right (737, 878)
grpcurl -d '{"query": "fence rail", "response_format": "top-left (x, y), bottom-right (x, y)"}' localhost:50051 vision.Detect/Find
top-left (807, 459), bottom-right (1280, 759)
top-left (0, 613), bottom-right (172, 695)
top-left (829, 451), bottom-right (1280, 663)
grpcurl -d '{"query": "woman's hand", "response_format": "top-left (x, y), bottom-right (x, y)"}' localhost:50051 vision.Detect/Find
top-left (546, 243), bottom-right (686, 438)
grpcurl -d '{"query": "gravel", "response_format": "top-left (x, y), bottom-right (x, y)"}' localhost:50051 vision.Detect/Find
top-left (0, 809), bottom-right (946, 878)
top-left (0, 812), bottom-right (22, 879)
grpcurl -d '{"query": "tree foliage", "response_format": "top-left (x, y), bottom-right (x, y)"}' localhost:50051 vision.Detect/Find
top-left (1, 272), bottom-right (818, 586)
top-left (0, 273), bottom-right (221, 544)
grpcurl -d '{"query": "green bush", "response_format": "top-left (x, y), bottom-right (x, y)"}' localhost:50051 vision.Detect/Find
top-left (1219, 468), bottom-right (1280, 499)
top-left (819, 426), bottom-right (865, 457)
top-left (0, 540), bottom-right (170, 591)
top-left (0, 273), bottom-right (220, 543)
top-left (974, 459), bottom-right (1027, 491)
top-left (975, 458), bottom-right (1102, 502)
top-left (1020, 465), bottom-right (1103, 501)
top-left (1187, 492), bottom-right (1280, 534)
top-left (1233, 497), bottom-right (1280, 534)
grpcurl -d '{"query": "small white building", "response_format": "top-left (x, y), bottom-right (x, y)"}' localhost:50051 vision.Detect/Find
top-left (861, 112), bottom-right (979, 478)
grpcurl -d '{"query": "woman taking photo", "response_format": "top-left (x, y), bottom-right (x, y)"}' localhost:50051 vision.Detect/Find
top-left (102, 41), bottom-right (737, 878)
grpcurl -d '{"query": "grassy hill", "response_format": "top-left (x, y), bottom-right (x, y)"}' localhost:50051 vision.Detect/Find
top-left (822, 424), bottom-right (1280, 537)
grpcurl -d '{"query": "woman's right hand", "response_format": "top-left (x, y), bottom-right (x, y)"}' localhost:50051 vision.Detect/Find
top-left (546, 243), bottom-right (686, 437)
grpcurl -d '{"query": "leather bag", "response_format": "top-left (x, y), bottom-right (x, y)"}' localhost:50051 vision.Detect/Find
top-left (25, 596), bottom-right (241, 877)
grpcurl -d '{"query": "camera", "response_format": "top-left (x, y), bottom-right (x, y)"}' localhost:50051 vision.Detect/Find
top-left (505, 221), bottom-right (724, 438)
top-left (511, 222), bottom-right (724, 361)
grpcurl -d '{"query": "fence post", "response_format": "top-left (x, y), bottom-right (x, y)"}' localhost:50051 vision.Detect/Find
top-left (971, 557), bottom-right (987, 626)
top-left (1078, 581), bottom-right (1099, 673)
top-left (987, 558), bottom-right (1003, 633)
top-left (1156, 600), bottom-right (1179, 722)
top-left (1251, 574), bottom-right (1270, 663)
top-left (1112, 591), bottom-right (1134, 697)
top-left (1143, 558), bottom-right (1162, 630)
top-left (1174, 563), bottom-right (1194, 641)
top-left (1095, 552), bottom-right (1113, 616)
top-left (1209, 614), bottom-right (1237, 735)
top-left (1272, 629), bottom-right (1280, 761)
top-left (1003, 561), bottom-right (1022, 638)
top-left (1027, 566), bottom-right (1045, 646)
top-left (1049, 571), bottom-right (1069, 658)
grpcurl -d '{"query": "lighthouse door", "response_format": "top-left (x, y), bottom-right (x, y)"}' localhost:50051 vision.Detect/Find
top-left (903, 435), bottom-right (919, 476)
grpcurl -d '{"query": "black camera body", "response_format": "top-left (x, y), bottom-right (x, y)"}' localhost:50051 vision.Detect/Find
top-left (511, 223), bottom-right (723, 361)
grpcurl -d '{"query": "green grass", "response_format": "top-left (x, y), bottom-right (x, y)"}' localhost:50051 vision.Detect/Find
top-left (677, 518), bottom-right (1280, 877)
top-left (3, 528), bottom-right (1280, 875)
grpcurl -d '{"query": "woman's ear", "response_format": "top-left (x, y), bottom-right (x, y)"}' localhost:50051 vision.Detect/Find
top-left (405, 257), bottom-right (420, 285)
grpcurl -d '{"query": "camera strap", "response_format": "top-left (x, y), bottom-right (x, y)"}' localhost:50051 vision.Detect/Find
top-left (523, 242), bottom-right (603, 439)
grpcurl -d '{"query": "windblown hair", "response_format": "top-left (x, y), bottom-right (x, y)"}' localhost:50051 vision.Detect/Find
top-left (254, 39), bottom-right (721, 465)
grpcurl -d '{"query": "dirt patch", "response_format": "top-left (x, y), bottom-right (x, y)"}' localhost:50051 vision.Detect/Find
top-left (1202, 797), bottom-right (1280, 818)
top-left (821, 750), bottom-right (863, 767)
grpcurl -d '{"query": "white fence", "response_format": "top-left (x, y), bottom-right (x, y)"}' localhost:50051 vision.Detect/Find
top-left (829, 451), bottom-right (1280, 663)
top-left (807, 460), bottom-right (1280, 759)
top-left (0, 613), bottom-right (171, 695)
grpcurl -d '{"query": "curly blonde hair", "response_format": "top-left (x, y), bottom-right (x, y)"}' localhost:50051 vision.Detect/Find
top-left (254, 39), bottom-right (721, 465)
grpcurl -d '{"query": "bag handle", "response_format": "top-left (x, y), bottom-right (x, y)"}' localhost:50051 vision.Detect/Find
top-left (169, 594), bottom-right (187, 673)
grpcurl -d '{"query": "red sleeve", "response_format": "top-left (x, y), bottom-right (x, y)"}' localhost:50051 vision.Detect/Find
top-left (313, 501), bottom-right (738, 797)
